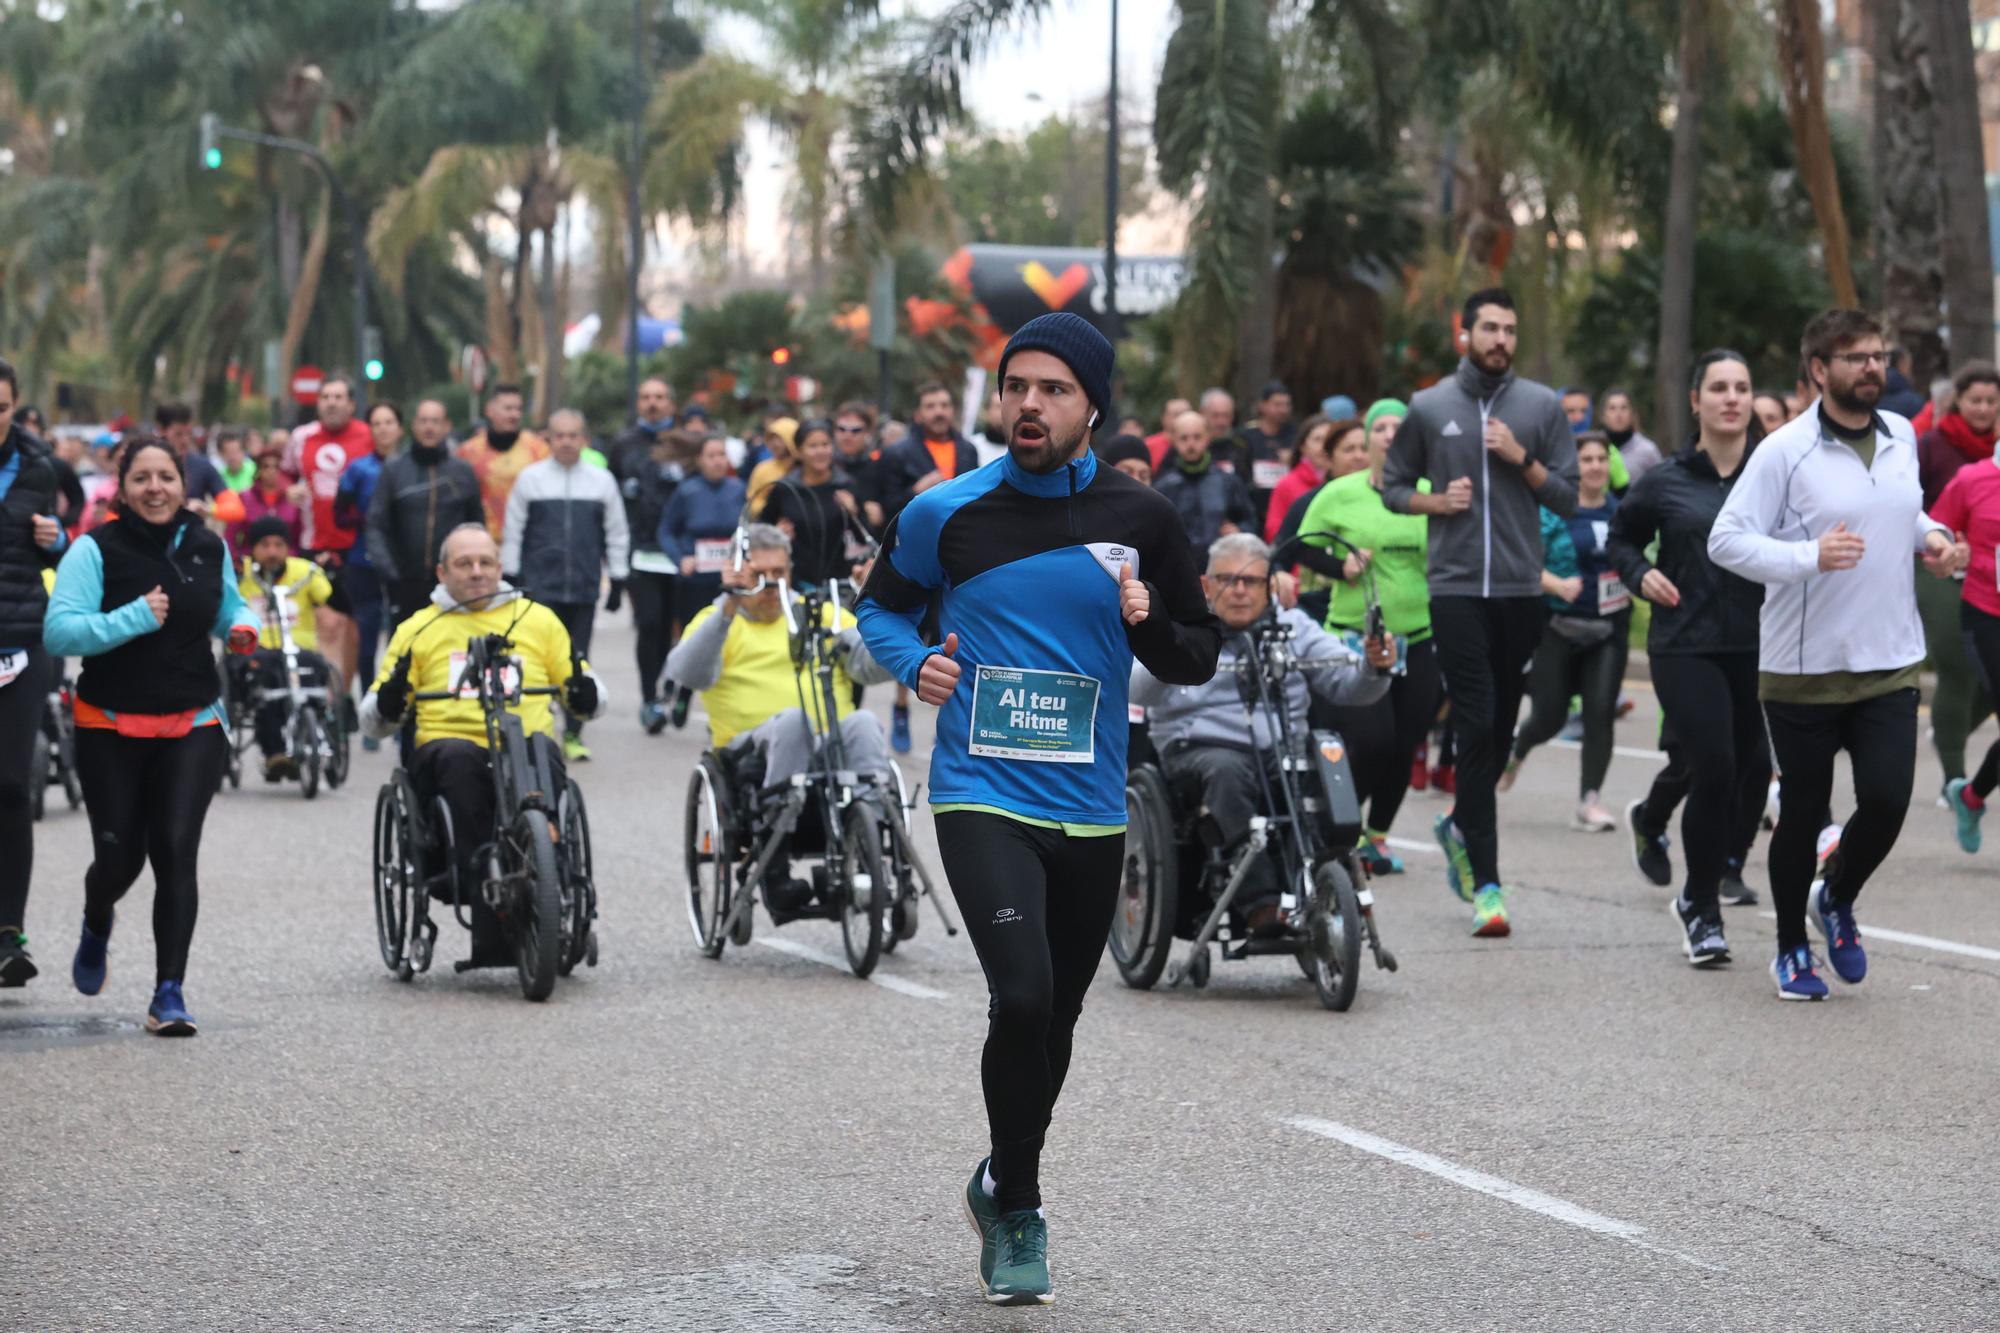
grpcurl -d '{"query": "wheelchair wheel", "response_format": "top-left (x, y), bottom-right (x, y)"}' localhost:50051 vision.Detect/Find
top-left (837, 799), bottom-right (888, 979)
top-left (879, 772), bottom-right (919, 953)
top-left (57, 728), bottom-right (81, 810)
top-left (684, 757), bottom-right (735, 959)
top-left (1110, 766), bottom-right (1177, 990)
top-left (225, 728), bottom-right (243, 790)
top-left (1303, 859), bottom-right (1363, 1013)
top-left (28, 728), bottom-right (47, 822)
top-left (557, 777), bottom-right (594, 976)
top-left (372, 774), bottom-right (422, 975)
top-left (509, 811), bottom-right (562, 1002)
top-left (295, 705), bottom-right (324, 801)
top-left (324, 704), bottom-right (351, 790)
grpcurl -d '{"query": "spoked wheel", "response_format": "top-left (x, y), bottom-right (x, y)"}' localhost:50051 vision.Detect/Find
top-left (1304, 859), bottom-right (1363, 1012)
top-left (508, 811), bottom-right (562, 1002)
top-left (295, 706), bottom-right (324, 800)
top-left (324, 704), bottom-right (351, 790)
top-left (56, 726), bottom-right (81, 810)
top-left (556, 777), bottom-right (595, 976)
top-left (28, 728), bottom-right (48, 822)
top-left (225, 728), bottom-right (243, 790)
top-left (684, 758), bottom-right (736, 959)
top-left (372, 775), bottom-right (423, 975)
top-left (1110, 767), bottom-right (1177, 989)
top-left (838, 799), bottom-right (889, 978)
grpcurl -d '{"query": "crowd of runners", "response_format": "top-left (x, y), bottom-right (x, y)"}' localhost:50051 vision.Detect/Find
top-left (1, 290), bottom-right (1992, 1302)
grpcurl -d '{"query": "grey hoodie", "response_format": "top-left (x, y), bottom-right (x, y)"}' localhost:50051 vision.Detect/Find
top-left (1382, 359), bottom-right (1578, 598)
top-left (1130, 606), bottom-right (1388, 752)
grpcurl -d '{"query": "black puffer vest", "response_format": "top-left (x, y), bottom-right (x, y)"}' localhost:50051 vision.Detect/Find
top-left (76, 511), bottom-right (227, 714)
top-left (0, 426), bottom-right (59, 648)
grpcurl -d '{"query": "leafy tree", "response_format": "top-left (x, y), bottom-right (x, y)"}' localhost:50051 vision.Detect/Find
top-left (936, 111), bottom-right (1148, 248)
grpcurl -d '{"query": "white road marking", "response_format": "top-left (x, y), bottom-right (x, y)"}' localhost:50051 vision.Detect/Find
top-left (1281, 1115), bottom-right (1721, 1271)
top-left (1382, 836), bottom-right (1437, 856)
top-left (1549, 738), bottom-right (1667, 763)
top-left (755, 937), bottom-right (951, 999)
top-left (1756, 913), bottom-right (2000, 962)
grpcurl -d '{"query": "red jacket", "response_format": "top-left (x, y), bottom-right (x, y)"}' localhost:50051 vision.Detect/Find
top-left (1264, 458), bottom-right (1325, 542)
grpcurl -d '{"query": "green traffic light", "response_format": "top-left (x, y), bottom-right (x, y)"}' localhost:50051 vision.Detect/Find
top-left (203, 148), bottom-right (223, 170)
top-left (364, 359), bottom-right (384, 382)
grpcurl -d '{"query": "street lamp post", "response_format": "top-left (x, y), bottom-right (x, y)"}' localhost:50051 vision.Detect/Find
top-left (1104, 0), bottom-right (1119, 342)
top-left (200, 117), bottom-right (369, 401)
top-left (628, 0), bottom-right (647, 410)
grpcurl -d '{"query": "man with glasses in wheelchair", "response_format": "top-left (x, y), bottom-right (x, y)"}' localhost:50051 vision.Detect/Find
top-left (234, 515), bottom-right (336, 782)
top-left (1131, 532), bottom-right (1398, 936)
top-left (359, 523), bottom-right (602, 964)
top-left (665, 521), bottom-right (894, 918)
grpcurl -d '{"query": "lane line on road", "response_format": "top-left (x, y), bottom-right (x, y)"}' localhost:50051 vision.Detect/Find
top-left (1755, 913), bottom-right (2000, 963)
top-left (1280, 1115), bottom-right (1722, 1272)
top-left (754, 937), bottom-right (952, 999)
top-left (1550, 738), bottom-right (1668, 763)
top-left (1383, 836), bottom-right (1437, 856)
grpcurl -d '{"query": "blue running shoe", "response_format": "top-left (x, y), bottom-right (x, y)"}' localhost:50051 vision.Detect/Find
top-left (1433, 813), bottom-right (1475, 903)
top-left (72, 917), bottom-right (110, 996)
top-left (1771, 944), bottom-right (1828, 1001)
top-left (891, 703), bottom-right (912, 754)
top-left (1808, 879), bottom-right (1866, 984)
top-left (1945, 778), bottom-right (1983, 855)
top-left (146, 981), bottom-right (197, 1036)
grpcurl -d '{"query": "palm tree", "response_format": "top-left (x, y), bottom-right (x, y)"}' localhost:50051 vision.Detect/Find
top-left (1774, 0), bottom-right (1858, 307)
top-left (1873, 0), bottom-right (1948, 384)
top-left (1923, 0), bottom-right (1993, 365)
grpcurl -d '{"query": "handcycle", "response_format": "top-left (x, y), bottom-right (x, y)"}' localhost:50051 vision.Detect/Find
top-left (224, 582), bottom-right (350, 798)
top-left (30, 676), bottom-right (82, 821)
top-left (371, 632), bottom-right (597, 1001)
top-left (683, 573), bottom-right (956, 979)
top-left (1116, 564), bottom-right (1398, 1011)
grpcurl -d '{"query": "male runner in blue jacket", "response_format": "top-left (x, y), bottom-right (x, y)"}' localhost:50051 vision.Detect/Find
top-left (859, 312), bottom-right (1220, 1305)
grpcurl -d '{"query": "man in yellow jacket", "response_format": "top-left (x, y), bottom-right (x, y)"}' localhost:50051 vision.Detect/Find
top-left (236, 514), bottom-right (335, 780)
top-left (360, 523), bottom-right (603, 962)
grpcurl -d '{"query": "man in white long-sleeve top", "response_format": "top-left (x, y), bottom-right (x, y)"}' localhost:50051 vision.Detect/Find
top-left (1709, 308), bottom-right (1969, 1001)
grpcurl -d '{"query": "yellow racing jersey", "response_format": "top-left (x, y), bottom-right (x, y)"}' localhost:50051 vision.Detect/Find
top-left (684, 601), bottom-right (856, 748)
top-left (375, 592), bottom-right (579, 748)
top-left (238, 556), bottom-right (334, 651)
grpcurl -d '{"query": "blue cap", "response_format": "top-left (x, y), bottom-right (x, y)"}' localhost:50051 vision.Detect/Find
top-left (999, 313), bottom-right (1116, 424)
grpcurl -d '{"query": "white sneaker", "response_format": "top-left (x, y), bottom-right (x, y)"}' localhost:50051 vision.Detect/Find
top-left (1573, 795), bottom-right (1617, 833)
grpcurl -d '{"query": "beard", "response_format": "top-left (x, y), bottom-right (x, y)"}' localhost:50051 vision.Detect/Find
top-left (1828, 373), bottom-right (1883, 416)
top-left (1008, 416), bottom-right (1090, 474)
top-left (1471, 342), bottom-right (1514, 375)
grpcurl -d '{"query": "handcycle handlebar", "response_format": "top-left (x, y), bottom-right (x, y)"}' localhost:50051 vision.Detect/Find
top-left (410, 686), bottom-right (561, 702)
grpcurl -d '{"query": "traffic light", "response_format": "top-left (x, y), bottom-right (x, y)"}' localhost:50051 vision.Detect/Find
top-left (770, 346), bottom-right (791, 366)
top-left (362, 326), bottom-right (385, 383)
top-left (198, 114), bottom-right (223, 170)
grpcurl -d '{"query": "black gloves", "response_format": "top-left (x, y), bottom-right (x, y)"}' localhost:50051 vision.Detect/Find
top-left (604, 579), bottom-right (626, 614)
top-left (377, 657), bottom-right (412, 723)
top-left (563, 671), bottom-right (599, 718)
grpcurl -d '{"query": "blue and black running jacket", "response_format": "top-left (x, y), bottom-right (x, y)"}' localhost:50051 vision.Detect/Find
top-left (857, 448), bottom-right (1221, 825)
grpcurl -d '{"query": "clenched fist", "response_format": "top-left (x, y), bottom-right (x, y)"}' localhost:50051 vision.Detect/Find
top-left (1118, 563), bottom-right (1149, 626)
top-left (918, 631), bottom-right (962, 706)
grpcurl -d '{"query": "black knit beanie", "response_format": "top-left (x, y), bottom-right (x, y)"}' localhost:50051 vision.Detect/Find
top-left (245, 515), bottom-right (292, 547)
top-left (998, 312), bottom-right (1116, 425)
top-left (1098, 434), bottom-right (1151, 469)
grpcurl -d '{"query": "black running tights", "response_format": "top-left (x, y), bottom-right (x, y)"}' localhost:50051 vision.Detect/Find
top-left (76, 725), bottom-right (226, 985)
top-left (1323, 636), bottom-right (1440, 836)
top-left (936, 810), bottom-right (1123, 1214)
top-left (1649, 652), bottom-right (1770, 914)
top-left (0, 647), bottom-right (51, 928)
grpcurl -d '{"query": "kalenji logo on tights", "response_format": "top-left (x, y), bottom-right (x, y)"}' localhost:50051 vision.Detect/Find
top-left (994, 907), bottom-right (1022, 925)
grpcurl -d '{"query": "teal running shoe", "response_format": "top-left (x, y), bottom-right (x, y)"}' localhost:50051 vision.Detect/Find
top-left (962, 1158), bottom-right (1002, 1293)
top-left (1471, 883), bottom-right (1511, 938)
top-left (987, 1209), bottom-right (1052, 1306)
top-left (1434, 812), bottom-right (1475, 904)
top-left (1945, 778), bottom-right (1983, 854)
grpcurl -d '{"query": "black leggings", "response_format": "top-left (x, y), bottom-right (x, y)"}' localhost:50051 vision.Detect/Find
top-left (1512, 611), bottom-right (1630, 798)
top-left (0, 647), bottom-right (52, 929)
top-left (1430, 595), bottom-right (1546, 886)
top-left (1960, 601), bottom-right (2000, 798)
top-left (76, 725), bottom-right (226, 985)
top-left (935, 810), bottom-right (1123, 1214)
top-left (1649, 653), bottom-right (1771, 913)
top-left (1763, 689), bottom-right (1918, 952)
top-left (628, 570), bottom-right (676, 704)
top-left (1322, 636), bottom-right (1441, 836)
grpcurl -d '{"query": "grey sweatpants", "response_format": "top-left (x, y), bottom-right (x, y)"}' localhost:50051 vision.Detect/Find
top-left (751, 709), bottom-right (895, 790)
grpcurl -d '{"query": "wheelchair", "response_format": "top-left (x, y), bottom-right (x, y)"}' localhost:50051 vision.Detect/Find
top-left (371, 634), bottom-right (598, 1001)
top-left (1116, 617), bottom-right (1398, 1012)
top-left (224, 583), bottom-right (350, 798)
top-left (30, 677), bottom-right (82, 821)
top-left (682, 578), bottom-right (956, 979)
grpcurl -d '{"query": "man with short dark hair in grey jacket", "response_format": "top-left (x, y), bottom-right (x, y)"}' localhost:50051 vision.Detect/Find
top-left (1382, 287), bottom-right (1578, 938)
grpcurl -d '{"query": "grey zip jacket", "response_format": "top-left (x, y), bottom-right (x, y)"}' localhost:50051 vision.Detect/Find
top-left (1130, 606), bottom-right (1388, 752)
top-left (1382, 358), bottom-right (1578, 598)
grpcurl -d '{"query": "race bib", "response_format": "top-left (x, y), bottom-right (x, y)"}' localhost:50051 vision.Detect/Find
top-left (693, 538), bottom-right (734, 574)
top-left (1597, 571), bottom-right (1630, 616)
top-left (1252, 459), bottom-right (1288, 490)
top-left (1214, 458), bottom-right (1236, 474)
top-left (631, 550), bottom-right (675, 575)
top-left (0, 649), bottom-right (24, 690)
top-left (446, 650), bottom-right (521, 700)
top-left (968, 666), bottom-right (1100, 764)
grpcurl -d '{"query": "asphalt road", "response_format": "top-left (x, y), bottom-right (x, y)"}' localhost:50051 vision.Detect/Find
top-left (6, 615), bottom-right (1998, 1331)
